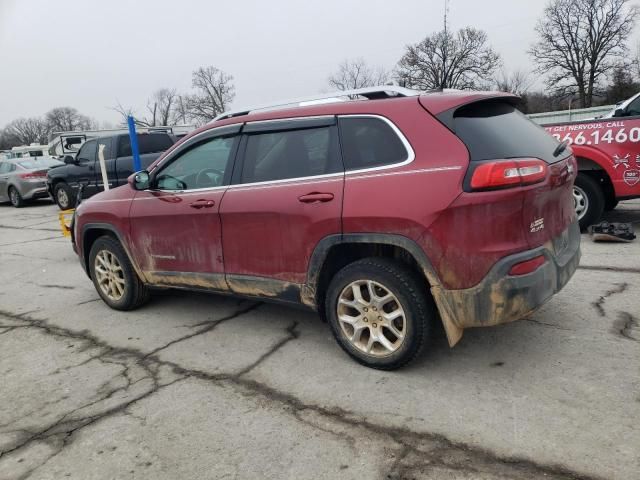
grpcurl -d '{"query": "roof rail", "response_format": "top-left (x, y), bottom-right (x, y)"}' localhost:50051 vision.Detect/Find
top-left (212, 85), bottom-right (421, 122)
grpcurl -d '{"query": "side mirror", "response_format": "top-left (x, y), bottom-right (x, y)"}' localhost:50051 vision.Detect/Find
top-left (63, 155), bottom-right (76, 164)
top-left (613, 108), bottom-right (626, 118)
top-left (128, 170), bottom-right (150, 190)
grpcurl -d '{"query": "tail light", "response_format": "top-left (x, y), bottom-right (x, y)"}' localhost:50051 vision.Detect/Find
top-left (509, 255), bottom-right (546, 276)
top-left (470, 159), bottom-right (548, 191)
top-left (20, 171), bottom-right (46, 180)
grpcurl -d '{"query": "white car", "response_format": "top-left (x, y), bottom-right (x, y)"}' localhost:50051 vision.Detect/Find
top-left (599, 92), bottom-right (640, 118)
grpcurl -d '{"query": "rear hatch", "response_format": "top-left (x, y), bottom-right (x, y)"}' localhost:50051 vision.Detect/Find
top-left (440, 99), bottom-right (576, 251)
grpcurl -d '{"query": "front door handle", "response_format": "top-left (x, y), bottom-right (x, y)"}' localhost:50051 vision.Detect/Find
top-left (189, 199), bottom-right (215, 209)
top-left (298, 192), bottom-right (334, 203)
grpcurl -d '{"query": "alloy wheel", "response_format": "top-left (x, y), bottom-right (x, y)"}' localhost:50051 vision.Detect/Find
top-left (573, 185), bottom-right (589, 221)
top-left (94, 249), bottom-right (126, 301)
top-left (337, 279), bottom-right (407, 357)
top-left (9, 188), bottom-right (18, 206)
top-left (57, 188), bottom-right (69, 209)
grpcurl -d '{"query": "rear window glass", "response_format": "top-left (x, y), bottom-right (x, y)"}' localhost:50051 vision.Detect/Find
top-left (18, 158), bottom-right (63, 169)
top-left (118, 134), bottom-right (174, 157)
top-left (339, 117), bottom-right (408, 170)
top-left (452, 101), bottom-right (567, 163)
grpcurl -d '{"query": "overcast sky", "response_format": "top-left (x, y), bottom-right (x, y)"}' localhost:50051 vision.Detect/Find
top-left (0, 0), bottom-right (547, 128)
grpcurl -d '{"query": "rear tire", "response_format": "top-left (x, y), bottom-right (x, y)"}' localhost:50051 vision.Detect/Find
top-left (604, 197), bottom-right (619, 212)
top-left (325, 258), bottom-right (433, 370)
top-left (8, 187), bottom-right (24, 208)
top-left (574, 173), bottom-right (604, 231)
top-left (54, 182), bottom-right (75, 210)
top-left (89, 235), bottom-right (150, 311)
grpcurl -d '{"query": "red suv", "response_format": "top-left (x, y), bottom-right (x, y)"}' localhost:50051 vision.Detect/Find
top-left (72, 86), bottom-right (580, 370)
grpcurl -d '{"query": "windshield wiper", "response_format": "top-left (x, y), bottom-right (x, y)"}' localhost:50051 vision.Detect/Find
top-left (553, 139), bottom-right (570, 158)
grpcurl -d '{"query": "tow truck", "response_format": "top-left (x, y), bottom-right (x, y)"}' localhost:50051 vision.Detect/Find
top-left (543, 93), bottom-right (640, 229)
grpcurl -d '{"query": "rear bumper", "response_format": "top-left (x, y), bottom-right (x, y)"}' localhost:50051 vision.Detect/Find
top-left (21, 183), bottom-right (50, 200)
top-left (432, 221), bottom-right (581, 345)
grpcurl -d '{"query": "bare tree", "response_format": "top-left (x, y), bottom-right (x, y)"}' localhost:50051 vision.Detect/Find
top-left (328, 58), bottom-right (392, 91)
top-left (113, 89), bottom-right (180, 127)
top-left (112, 101), bottom-right (137, 127)
top-left (45, 107), bottom-right (92, 133)
top-left (494, 69), bottom-right (534, 95)
top-left (174, 95), bottom-right (190, 125)
top-left (396, 27), bottom-right (501, 90)
top-left (186, 66), bottom-right (235, 125)
top-left (0, 128), bottom-right (19, 150)
top-left (530, 0), bottom-right (638, 108)
top-left (142, 88), bottom-right (179, 126)
top-left (3, 118), bottom-right (50, 145)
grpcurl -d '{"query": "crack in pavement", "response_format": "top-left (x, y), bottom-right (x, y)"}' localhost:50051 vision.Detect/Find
top-left (524, 318), bottom-right (573, 331)
top-left (0, 224), bottom-right (60, 233)
top-left (611, 311), bottom-right (639, 341)
top-left (0, 308), bottom-right (607, 480)
top-left (0, 251), bottom-right (59, 261)
top-left (234, 320), bottom-right (299, 377)
top-left (32, 283), bottom-right (75, 290)
top-left (142, 302), bottom-right (261, 359)
top-left (0, 236), bottom-right (61, 247)
top-left (76, 298), bottom-right (100, 306)
top-left (591, 283), bottom-right (628, 317)
top-left (578, 265), bottom-right (640, 275)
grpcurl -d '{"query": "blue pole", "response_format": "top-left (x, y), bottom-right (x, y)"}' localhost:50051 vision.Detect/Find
top-left (127, 116), bottom-right (142, 172)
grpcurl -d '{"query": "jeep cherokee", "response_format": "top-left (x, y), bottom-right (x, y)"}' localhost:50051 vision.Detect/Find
top-left (72, 86), bottom-right (581, 370)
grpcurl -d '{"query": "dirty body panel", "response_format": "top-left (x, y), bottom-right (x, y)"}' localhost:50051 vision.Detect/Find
top-left (432, 221), bottom-right (581, 345)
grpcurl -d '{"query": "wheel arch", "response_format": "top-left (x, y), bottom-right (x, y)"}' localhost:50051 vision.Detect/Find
top-left (304, 233), bottom-right (464, 346)
top-left (575, 154), bottom-right (615, 207)
top-left (304, 234), bottom-right (441, 306)
top-left (82, 223), bottom-right (144, 282)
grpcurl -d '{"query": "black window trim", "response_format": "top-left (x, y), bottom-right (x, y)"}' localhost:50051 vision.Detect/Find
top-left (149, 124), bottom-right (243, 193)
top-left (227, 114), bottom-right (414, 188)
top-left (231, 117), bottom-right (343, 187)
top-left (337, 114), bottom-right (415, 174)
top-left (243, 115), bottom-right (336, 133)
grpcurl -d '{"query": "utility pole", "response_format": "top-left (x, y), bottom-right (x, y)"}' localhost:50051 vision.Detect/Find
top-left (441, 0), bottom-right (451, 90)
top-left (444, 0), bottom-right (450, 37)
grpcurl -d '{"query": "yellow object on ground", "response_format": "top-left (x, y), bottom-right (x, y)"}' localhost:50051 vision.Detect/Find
top-left (58, 209), bottom-right (74, 237)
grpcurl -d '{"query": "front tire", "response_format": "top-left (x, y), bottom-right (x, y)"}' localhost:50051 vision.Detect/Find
top-left (54, 182), bottom-right (75, 210)
top-left (8, 187), bottom-right (24, 208)
top-left (325, 258), bottom-right (433, 370)
top-left (574, 173), bottom-right (604, 231)
top-left (89, 236), bottom-right (149, 311)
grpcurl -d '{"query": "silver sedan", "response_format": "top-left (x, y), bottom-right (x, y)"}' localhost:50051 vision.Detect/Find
top-left (0, 157), bottom-right (63, 207)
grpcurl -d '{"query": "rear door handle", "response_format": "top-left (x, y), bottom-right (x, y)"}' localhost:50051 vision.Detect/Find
top-left (298, 192), bottom-right (334, 203)
top-left (189, 199), bottom-right (215, 209)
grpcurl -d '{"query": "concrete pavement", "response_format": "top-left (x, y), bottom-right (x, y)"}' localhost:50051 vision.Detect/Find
top-left (0, 200), bottom-right (638, 480)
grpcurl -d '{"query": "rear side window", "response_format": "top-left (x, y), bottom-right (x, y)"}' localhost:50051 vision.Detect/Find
top-left (118, 134), bottom-right (174, 157)
top-left (241, 126), bottom-right (340, 183)
top-left (0, 162), bottom-right (11, 174)
top-left (451, 101), bottom-right (566, 163)
top-left (339, 117), bottom-right (409, 171)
